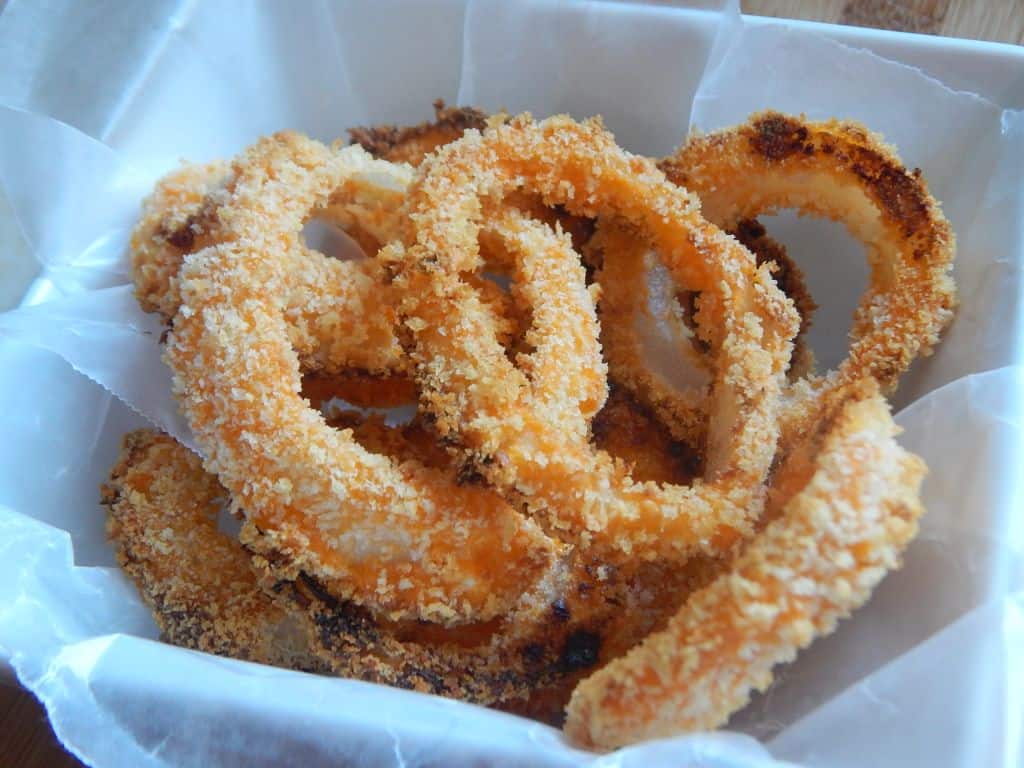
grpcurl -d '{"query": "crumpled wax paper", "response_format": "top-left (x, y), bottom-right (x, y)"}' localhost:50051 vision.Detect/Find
top-left (0, 1), bottom-right (1022, 766)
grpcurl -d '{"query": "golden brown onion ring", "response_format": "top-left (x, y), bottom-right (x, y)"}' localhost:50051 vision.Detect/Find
top-left (166, 132), bottom-right (559, 626)
top-left (102, 429), bottom-right (323, 671)
top-left (661, 111), bottom-right (956, 399)
top-left (102, 422), bottom-right (696, 714)
top-left (565, 379), bottom-right (926, 748)
top-left (131, 148), bottom-right (521, 374)
top-left (591, 216), bottom-right (817, 446)
top-left (130, 159), bottom-right (410, 375)
top-left (394, 114), bottom-right (799, 564)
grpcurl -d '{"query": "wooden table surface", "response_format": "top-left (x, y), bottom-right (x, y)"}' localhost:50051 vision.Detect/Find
top-left (2, 2), bottom-right (1020, 767)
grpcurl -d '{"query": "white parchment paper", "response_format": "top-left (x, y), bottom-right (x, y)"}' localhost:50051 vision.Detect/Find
top-left (0, 2), bottom-right (1022, 766)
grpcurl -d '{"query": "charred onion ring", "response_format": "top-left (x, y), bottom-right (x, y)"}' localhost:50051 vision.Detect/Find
top-left (660, 111), bottom-right (956, 400)
top-left (102, 429), bottom-right (323, 671)
top-left (166, 132), bottom-right (560, 625)
top-left (565, 380), bottom-right (926, 748)
top-left (394, 114), bottom-right (799, 563)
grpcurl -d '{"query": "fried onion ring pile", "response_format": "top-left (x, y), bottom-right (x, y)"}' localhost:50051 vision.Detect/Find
top-left (109, 105), bottom-right (952, 748)
top-left (394, 114), bottom-right (799, 564)
top-left (164, 132), bottom-right (560, 626)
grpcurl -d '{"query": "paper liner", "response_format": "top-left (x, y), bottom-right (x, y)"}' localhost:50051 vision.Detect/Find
top-left (0, 2), bottom-right (1021, 765)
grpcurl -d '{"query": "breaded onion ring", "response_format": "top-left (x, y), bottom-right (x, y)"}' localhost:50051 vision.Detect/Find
top-left (394, 114), bottom-right (799, 563)
top-left (661, 111), bottom-right (956, 397)
top-left (131, 158), bottom-right (411, 375)
top-left (102, 429), bottom-right (322, 670)
top-left (565, 380), bottom-right (926, 748)
top-left (591, 216), bottom-right (817, 445)
top-left (166, 132), bottom-right (559, 625)
top-left (105, 412), bottom-right (704, 715)
top-left (131, 148), bottom-right (520, 373)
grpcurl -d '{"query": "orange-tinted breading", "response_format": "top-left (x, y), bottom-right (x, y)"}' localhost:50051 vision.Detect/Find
top-left (396, 114), bottom-right (799, 564)
top-left (130, 155), bottom-right (411, 376)
top-left (565, 381), bottom-right (926, 748)
top-left (590, 214), bottom-right (818, 449)
top-left (590, 386), bottom-right (702, 485)
top-left (301, 371), bottom-right (418, 410)
top-left (166, 133), bottom-right (561, 626)
top-left (661, 111), bottom-right (956, 396)
top-left (103, 429), bottom-right (322, 670)
top-left (116, 105), bottom-right (943, 749)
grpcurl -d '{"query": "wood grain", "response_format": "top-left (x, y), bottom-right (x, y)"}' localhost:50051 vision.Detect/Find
top-left (2, 2), bottom-right (1020, 767)
top-left (743, 0), bottom-right (1024, 44)
top-left (0, 683), bottom-right (84, 767)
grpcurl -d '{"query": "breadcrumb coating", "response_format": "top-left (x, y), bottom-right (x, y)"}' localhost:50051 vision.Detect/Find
top-left (660, 111), bottom-right (956, 396)
top-left (565, 380), bottom-right (926, 748)
top-left (130, 156), bottom-right (411, 375)
top-left (105, 413), bottom-right (715, 715)
top-left (102, 429), bottom-right (322, 670)
top-left (394, 114), bottom-right (799, 563)
top-left (116, 106), bottom-right (941, 747)
top-left (591, 216), bottom-right (818, 448)
top-left (166, 132), bottom-right (559, 625)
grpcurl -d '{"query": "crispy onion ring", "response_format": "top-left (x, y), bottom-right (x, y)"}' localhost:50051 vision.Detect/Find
top-left (394, 114), bottom-right (799, 563)
top-left (102, 429), bottom-right (323, 671)
top-left (103, 420), bottom-right (703, 713)
top-left (660, 111), bottom-right (956, 400)
top-left (591, 216), bottom-right (817, 446)
top-left (166, 132), bottom-right (560, 625)
top-left (131, 158), bottom-right (410, 375)
top-left (131, 147), bottom-right (520, 373)
top-left (564, 380), bottom-right (926, 748)
top-left (272, 412), bottom-right (714, 714)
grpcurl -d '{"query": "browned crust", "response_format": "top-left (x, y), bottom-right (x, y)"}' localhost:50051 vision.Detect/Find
top-left (566, 381), bottom-right (927, 748)
top-left (591, 386), bottom-right (703, 484)
top-left (741, 113), bottom-right (934, 244)
top-left (660, 110), bottom-right (957, 394)
top-left (348, 100), bottom-right (490, 166)
top-left (731, 218), bottom-right (817, 379)
top-left (102, 429), bottom-right (322, 670)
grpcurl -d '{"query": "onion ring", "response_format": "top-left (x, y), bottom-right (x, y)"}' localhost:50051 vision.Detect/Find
top-left (102, 429), bottom-right (323, 670)
top-left (660, 111), bottom-right (956, 400)
top-left (393, 114), bottom-right (799, 563)
top-left (131, 149), bottom-right (521, 373)
top-left (564, 379), bottom-right (926, 748)
top-left (105, 414), bottom-right (702, 714)
top-left (591, 215), bottom-right (817, 445)
top-left (131, 157), bottom-right (411, 375)
top-left (166, 132), bottom-right (559, 625)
